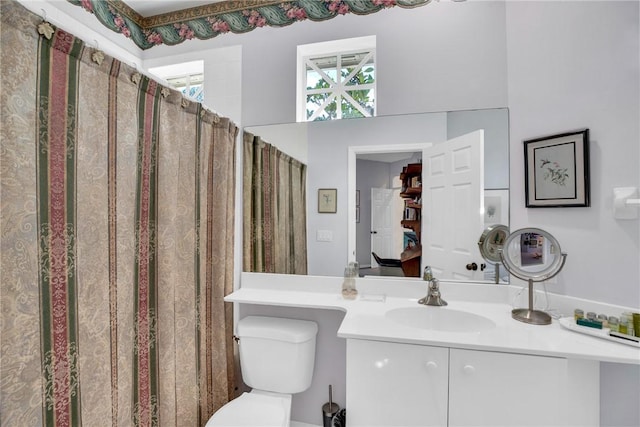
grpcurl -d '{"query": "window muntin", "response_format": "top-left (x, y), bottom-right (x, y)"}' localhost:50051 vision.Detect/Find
top-left (304, 50), bottom-right (375, 121)
top-left (166, 73), bottom-right (204, 103)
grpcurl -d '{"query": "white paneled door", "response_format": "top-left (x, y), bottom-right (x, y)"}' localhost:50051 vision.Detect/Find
top-left (422, 130), bottom-right (484, 280)
top-left (370, 188), bottom-right (395, 266)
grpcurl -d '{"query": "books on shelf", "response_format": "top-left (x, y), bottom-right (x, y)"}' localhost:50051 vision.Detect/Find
top-left (404, 206), bottom-right (418, 221)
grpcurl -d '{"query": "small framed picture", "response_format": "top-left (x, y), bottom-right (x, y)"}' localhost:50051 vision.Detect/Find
top-left (524, 129), bottom-right (590, 207)
top-left (484, 189), bottom-right (508, 224)
top-left (318, 188), bottom-right (337, 213)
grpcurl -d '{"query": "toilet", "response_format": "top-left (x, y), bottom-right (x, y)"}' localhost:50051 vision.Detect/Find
top-left (206, 316), bottom-right (318, 427)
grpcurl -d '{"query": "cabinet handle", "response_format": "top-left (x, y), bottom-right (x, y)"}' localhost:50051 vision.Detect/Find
top-left (463, 365), bottom-right (475, 374)
top-left (425, 361), bottom-right (438, 370)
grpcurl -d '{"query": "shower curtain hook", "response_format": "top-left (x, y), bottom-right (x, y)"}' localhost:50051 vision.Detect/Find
top-left (130, 62), bottom-right (142, 85)
top-left (91, 39), bottom-right (105, 65)
top-left (37, 9), bottom-right (54, 40)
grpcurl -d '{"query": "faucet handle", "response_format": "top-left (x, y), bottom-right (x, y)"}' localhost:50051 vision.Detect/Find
top-left (429, 278), bottom-right (440, 291)
top-left (423, 266), bottom-right (433, 281)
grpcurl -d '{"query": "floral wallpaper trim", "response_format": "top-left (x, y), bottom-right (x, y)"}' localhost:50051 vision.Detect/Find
top-left (67, 0), bottom-right (431, 50)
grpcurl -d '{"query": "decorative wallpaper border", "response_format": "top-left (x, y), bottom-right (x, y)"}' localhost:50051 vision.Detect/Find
top-left (67, 0), bottom-right (431, 50)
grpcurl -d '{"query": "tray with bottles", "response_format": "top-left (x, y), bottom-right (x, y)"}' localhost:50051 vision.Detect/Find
top-left (558, 317), bottom-right (640, 348)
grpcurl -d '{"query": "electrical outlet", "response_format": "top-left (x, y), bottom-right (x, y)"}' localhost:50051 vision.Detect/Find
top-left (316, 230), bottom-right (333, 242)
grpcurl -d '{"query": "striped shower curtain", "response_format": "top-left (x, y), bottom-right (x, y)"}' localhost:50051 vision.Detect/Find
top-left (243, 132), bottom-right (307, 274)
top-left (0, 2), bottom-right (237, 425)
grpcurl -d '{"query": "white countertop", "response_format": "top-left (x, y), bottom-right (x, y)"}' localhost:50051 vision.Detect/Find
top-left (227, 273), bottom-right (640, 365)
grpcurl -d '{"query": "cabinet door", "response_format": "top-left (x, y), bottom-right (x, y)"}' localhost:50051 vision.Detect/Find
top-left (448, 348), bottom-right (565, 427)
top-left (346, 339), bottom-right (448, 426)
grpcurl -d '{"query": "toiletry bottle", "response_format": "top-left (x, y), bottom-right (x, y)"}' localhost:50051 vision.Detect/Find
top-left (623, 313), bottom-right (635, 337)
top-left (342, 265), bottom-right (357, 300)
top-left (597, 314), bottom-right (608, 328)
top-left (574, 309), bottom-right (584, 321)
top-left (608, 316), bottom-right (619, 332)
top-left (619, 317), bottom-right (629, 335)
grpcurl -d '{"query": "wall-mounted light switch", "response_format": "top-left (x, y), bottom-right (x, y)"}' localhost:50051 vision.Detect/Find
top-left (316, 230), bottom-right (333, 242)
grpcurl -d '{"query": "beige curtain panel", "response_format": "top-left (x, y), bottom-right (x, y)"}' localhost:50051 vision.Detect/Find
top-left (243, 132), bottom-right (307, 274)
top-left (0, 1), bottom-right (238, 425)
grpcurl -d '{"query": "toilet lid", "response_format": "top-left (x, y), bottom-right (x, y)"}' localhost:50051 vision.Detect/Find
top-left (205, 392), bottom-right (291, 427)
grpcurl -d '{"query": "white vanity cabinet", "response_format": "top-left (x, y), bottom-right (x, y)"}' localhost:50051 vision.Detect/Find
top-left (346, 339), bottom-right (599, 427)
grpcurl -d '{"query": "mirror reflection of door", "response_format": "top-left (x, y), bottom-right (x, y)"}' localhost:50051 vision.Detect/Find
top-left (353, 130), bottom-right (485, 279)
top-left (422, 130), bottom-right (485, 281)
top-left (370, 188), bottom-right (395, 266)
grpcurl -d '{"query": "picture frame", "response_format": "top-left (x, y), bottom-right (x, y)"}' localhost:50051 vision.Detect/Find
top-left (524, 129), bottom-right (590, 207)
top-left (484, 189), bottom-right (509, 224)
top-left (318, 188), bottom-right (337, 213)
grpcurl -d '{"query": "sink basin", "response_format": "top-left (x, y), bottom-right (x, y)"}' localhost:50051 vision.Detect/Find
top-left (385, 307), bottom-right (496, 332)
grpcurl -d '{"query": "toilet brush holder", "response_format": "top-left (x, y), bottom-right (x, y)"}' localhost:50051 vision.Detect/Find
top-left (322, 385), bottom-right (340, 427)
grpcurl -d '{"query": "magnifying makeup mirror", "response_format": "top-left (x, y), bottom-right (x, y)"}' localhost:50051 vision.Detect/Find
top-left (478, 224), bottom-right (509, 284)
top-left (499, 227), bottom-right (567, 325)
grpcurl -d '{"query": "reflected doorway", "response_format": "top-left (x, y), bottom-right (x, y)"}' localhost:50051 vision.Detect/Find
top-left (355, 150), bottom-right (421, 277)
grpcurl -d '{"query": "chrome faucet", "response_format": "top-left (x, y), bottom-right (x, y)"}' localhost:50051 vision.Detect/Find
top-left (418, 266), bottom-right (448, 306)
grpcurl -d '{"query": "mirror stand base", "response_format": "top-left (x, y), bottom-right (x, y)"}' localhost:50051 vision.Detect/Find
top-left (512, 308), bottom-right (552, 325)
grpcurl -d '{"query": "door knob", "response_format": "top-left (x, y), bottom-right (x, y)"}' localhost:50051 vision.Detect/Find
top-left (370, 231), bottom-right (377, 234)
top-left (466, 262), bottom-right (478, 271)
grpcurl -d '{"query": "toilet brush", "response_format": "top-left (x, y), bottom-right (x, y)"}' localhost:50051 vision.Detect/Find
top-left (322, 385), bottom-right (340, 427)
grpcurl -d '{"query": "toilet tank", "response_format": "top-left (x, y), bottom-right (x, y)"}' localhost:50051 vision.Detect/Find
top-left (237, 316), bottom-right (318, 394)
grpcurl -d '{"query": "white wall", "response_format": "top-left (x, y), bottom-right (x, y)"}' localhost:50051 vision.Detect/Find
top-left (143, 46), bottom-right (243, 123)
top-left (137, 0), bottom-right (508, 126)
top-left (506, 1), bottom-right (640, 307)
top-left (504, 4), bottom-right (640, 425)
top-left (244, 122), bottom-right (309, 164)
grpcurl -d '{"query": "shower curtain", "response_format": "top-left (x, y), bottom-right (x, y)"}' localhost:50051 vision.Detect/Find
top-left (243, 132), bottom-right (307, 274)
top-left (0, 2), bottom-right (237, 425)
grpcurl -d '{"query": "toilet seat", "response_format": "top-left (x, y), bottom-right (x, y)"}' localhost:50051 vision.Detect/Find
top-left (205, 390), bottom-right (292, 427)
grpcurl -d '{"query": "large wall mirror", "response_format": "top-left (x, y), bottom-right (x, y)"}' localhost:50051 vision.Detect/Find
top-left (244, 108), bottom-right (509, 282)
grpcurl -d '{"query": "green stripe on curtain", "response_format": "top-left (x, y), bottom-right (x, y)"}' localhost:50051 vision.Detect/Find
top-left (194, 105), bottom-right (204, 425)
top-left (132, 76), bottom-right (161, 426)
top-left (36, 28), bottom-right (85, 427)
top-left (194, 105), bottom-right (213, 425)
